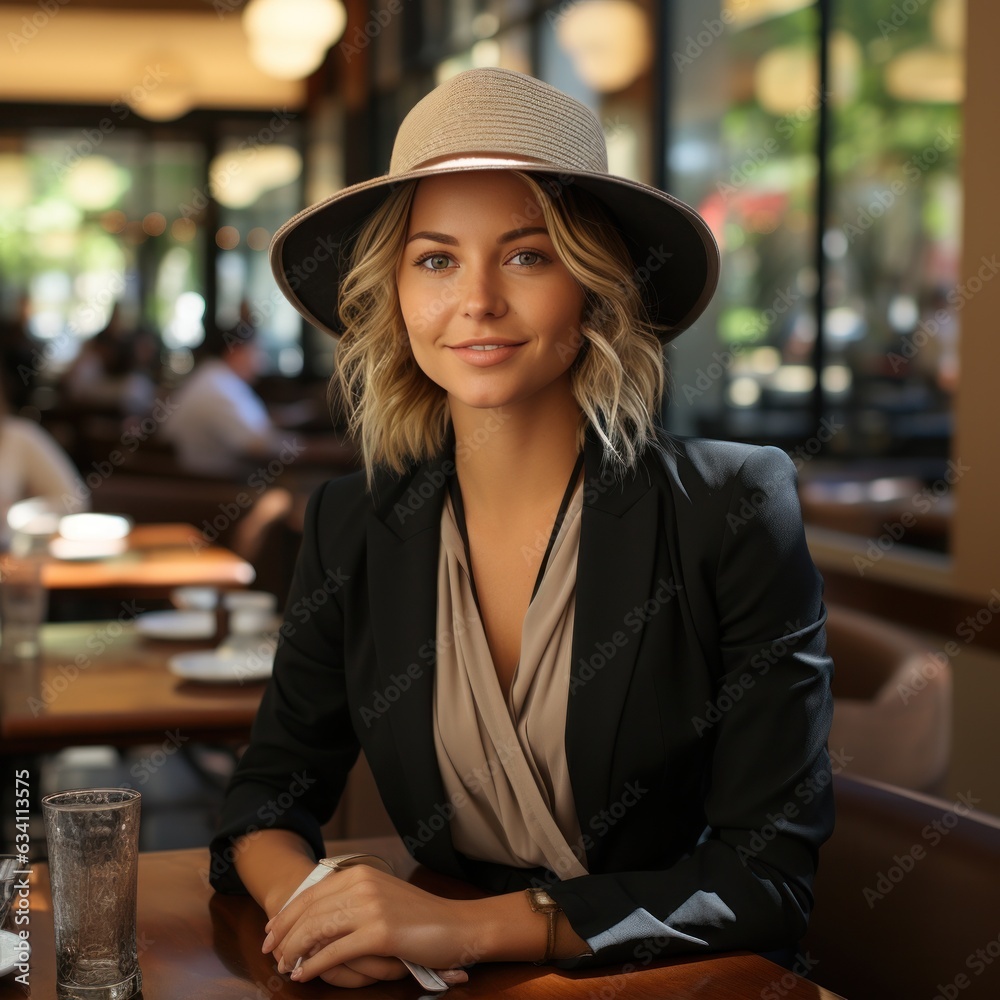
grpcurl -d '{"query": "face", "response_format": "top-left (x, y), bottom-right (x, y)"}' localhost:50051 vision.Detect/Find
top-left (395, 171), bottom-right (586, 416)
top-left (228, 339), bottom-right (262, 382)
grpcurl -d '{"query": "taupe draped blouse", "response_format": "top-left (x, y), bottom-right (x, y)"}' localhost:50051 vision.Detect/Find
top-left (432, 463), bottom-right (590, 879)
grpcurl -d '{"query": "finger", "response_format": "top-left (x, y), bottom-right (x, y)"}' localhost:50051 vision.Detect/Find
top-left (318, 964), bottom-right (379, 988)
top-left (289, 932), bottom-right (379, 983)
top-left (342, 955), bottom-right (409, 980)
top-left (437, 968), bottom-right (470, 986)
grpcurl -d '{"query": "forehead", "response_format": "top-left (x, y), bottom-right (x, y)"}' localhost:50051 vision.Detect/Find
top-left (407, 171), bottom-right (544, 229)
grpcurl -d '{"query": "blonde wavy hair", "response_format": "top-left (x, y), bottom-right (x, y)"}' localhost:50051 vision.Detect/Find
top-left (333, 171), bottom-right (666, 482)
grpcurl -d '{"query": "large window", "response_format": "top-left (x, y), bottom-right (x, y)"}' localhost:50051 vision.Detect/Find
top-left (0, 112), bottom-right (306, 395)
top-left (664, 0), bottom-right (964, 470)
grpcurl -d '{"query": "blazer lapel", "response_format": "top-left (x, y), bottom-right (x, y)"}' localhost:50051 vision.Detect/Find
top-left (566, 432), bottom-right (660, 868)
top-left (365, 452), bottom-right (466, 875)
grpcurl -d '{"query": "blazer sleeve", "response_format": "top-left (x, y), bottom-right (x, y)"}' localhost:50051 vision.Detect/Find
top-left (548, 445), bottom-right (835, 968)
top-left (208, 480), bottom-right (362, 894)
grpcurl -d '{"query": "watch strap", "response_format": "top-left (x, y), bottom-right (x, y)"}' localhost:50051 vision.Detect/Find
top-left (525, 887), bottom-right (561, 963)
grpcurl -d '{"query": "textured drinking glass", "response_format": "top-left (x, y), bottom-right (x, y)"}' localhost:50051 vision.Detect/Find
top-left (42, 789), bottom-right (142, 1000)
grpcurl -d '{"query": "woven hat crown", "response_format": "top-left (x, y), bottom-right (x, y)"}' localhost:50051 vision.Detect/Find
top-left (389, 68), bottom-right (609, 175)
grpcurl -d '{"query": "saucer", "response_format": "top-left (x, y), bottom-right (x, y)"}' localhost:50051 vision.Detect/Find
top-left (49, 536), bottom-right (128, 560)
top-left (168, 647), bottom-right (275, 684)
top-left (136, 610), bottom-right (215, 641)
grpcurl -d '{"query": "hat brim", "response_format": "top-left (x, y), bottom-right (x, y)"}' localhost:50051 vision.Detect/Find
top-left (270, 162), bottom-right (720, 344)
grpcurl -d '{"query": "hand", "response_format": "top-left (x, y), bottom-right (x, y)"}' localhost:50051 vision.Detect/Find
top-left (262, 864), bottom-right (480, 986)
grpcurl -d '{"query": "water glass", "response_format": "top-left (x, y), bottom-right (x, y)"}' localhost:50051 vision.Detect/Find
top-left (42, 789), bottom-right (142, 1000)
top-left (0, 552), bottom-right (47, 663)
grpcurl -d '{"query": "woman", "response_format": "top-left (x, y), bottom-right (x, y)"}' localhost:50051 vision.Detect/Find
top-left (210, 68), bottom-right (834, 989)
top-left (0, 382), bottom-right (87, 548)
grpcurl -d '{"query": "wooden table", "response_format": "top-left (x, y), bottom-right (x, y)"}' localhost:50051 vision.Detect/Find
top-left (40, 523), bottom-right (256, 594)
top-left (0, 621), bottom-right (265, 753)
top-left (2, 837), bottom-right (845, 999)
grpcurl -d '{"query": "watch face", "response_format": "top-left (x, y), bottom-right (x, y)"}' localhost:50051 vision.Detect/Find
top-left (528, 888), bottom-right (559, 911)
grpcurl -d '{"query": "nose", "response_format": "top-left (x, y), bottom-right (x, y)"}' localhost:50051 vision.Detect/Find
top-left (459, 264), bottom-right (507, 321)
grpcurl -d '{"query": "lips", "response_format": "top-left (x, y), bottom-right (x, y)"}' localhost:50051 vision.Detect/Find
top-left (448, 342), bottom-right (525, 366)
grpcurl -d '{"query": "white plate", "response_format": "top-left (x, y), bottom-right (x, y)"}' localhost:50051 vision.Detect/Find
top-left (49, 536), bottom-right (129, 560)
top-left (169, 647), bottom-right (275, 684)
top-left (58, 513), bottom-right (131, 540)
top-left (0, 929), bottom-right (29, 978)
top-left (136, 610), bottom-right (215, 641)
top-left (171, 586), bottom-right (218, 611)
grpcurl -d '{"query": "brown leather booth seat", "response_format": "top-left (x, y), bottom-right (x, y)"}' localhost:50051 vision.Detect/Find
top-left (804, 773), bottom-right (1000, 999)
top-left (825, 603), bottom-right (952, 793)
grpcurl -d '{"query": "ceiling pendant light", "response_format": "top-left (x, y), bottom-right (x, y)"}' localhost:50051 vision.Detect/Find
top-left (243, 0), bottom-right (347, 80)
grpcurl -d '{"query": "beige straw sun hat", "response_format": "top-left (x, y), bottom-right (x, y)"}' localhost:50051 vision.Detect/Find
top-left (270, 67), bottom-right (720, 343)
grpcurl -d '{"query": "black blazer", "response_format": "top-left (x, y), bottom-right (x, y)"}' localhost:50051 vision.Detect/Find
top-left (211, 430), bottom-right (835, 969)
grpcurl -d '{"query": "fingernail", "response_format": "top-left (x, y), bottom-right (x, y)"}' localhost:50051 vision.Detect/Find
top-left (261, 932), bottom-right (274, 953)
top-left (439, 969), bottom-right (469, 984)
top-left (290, 966), bottom-right (303, 981)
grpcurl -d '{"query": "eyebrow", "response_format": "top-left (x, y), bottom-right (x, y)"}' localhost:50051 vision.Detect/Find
top-left (404, 226), bottom-right (550, 246)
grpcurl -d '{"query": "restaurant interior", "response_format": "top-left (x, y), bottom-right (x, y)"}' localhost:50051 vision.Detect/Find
top-left (1, 0), bottom-right (999, 997)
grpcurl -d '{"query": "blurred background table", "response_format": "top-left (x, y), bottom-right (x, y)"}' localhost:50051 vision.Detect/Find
top-left (41, 523), bottom-right (256, 596)
top-left (0, 620), bottom-right (264, 753)
top-left (2, 837), bottom-right (845, 1000)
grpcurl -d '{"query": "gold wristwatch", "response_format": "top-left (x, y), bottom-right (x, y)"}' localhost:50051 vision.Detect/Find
top-left (525, 887), bottom-right (562, 964)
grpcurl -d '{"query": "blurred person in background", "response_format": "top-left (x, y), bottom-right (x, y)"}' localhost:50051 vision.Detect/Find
top-left (0, 293), bottom-right (36, 414)
top-left (164, 323), bottom-right (300, 479)
top-left (0, 380), bottom-right (87, 549)
top-left (62, 303), bottom-right (159, 419)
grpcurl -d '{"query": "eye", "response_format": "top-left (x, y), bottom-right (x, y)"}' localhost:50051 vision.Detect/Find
top-left (416, 253), bottom-right (453, 271)
top-left (510, 250), bottom-right (546, 267)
